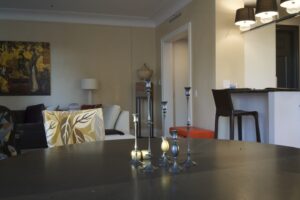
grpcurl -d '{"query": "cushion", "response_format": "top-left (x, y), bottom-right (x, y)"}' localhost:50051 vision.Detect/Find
top-left (105, 129), bottom-right (125, 136)
top-left (102, 105), bottom-right (121, 129)
top-left (169, 126), bottom-right (214, 139)
top-left (24, 104), bottom-right (45, 123)
top-left (46, 105), bottom-right (59, 111)
top-left (68, 103), bottom-right (81, 111)
top-left (81, 104), bottom-right (102, 110)
top-left (43, 108), bottom-right (105, 148)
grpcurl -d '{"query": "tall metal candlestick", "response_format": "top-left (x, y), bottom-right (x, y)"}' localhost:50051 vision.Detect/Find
top-left (141, 80), bottom-right (156, 173)
top-left (131, 113), bottom-right (142, 167)
top-left (182, 87), bottom-right (196, 168)
top-left (133, 113), bottom-right (139, 151)
top-left (161, 101), bottom-right (168, 137)
top-left (159, 101), bottom-right (170, 168)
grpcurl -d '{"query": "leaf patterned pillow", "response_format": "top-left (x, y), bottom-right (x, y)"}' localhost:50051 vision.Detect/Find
top-left (43, 108), bottom-right (105, 148)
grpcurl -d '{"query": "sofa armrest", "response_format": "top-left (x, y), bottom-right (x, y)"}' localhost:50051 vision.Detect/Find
top-left (114, 111), bottom-right (130, 135)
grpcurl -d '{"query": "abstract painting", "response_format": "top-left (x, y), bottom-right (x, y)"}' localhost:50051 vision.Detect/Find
top-left (0, 41), bottom-right (51, 95)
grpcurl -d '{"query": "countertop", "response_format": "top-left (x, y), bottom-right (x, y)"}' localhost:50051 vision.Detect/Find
top-left (228, 88), bottom-right (300, 93)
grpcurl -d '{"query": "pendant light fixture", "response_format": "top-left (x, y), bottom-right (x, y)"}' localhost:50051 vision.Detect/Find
top-left (280, 0), bottom-right (300, 14)
top-left (235, 7), bottom-right (256, 31)
top-left (255, 0), bottom-right (278, 23)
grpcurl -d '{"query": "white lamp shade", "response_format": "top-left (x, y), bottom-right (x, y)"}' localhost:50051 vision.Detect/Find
top-left (81, 79), bottom-right (98, 90)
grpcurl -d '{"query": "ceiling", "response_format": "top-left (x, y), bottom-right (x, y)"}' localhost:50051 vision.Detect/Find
top-left (0, 0), bottom-right (192, 27)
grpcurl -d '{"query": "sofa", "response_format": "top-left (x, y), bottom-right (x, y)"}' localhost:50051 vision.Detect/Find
top-left (12, 104), bottom-right (132, 150)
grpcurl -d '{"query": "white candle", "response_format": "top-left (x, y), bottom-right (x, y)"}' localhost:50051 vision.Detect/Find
top-left (161, 137), bottom-right (169, 152)
top-left (131, 150), bottom-right (142, 160)
top-left (141, 150), bottom-right (150, 160)
top-left (133, 114), bottom-right (138, 123)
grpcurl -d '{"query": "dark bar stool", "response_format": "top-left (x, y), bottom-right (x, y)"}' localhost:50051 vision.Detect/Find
top-left (212, 89), bottom-right (261, 142)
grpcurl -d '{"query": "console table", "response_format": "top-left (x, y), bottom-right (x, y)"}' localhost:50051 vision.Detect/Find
top-left (1, 139), bottom-right (300, 199)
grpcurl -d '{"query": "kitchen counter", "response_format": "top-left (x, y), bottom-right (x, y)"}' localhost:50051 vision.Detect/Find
top-left (217, 89), bottom-right (300, 148)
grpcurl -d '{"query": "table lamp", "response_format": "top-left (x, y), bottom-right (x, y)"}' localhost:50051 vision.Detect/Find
top-left (81, 78), bottom-right (98, 105)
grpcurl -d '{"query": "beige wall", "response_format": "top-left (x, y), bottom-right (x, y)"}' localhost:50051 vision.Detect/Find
top-left (216, 0), bottom-right (245, 88)
top-left (244, 24), bottom-right (276, 88)
top-left (173, 39), bottom-right (188, 126)
top-left (0, 20), bottom-right (156, 115)
top-left (156, 0), bottom-right (216, 130)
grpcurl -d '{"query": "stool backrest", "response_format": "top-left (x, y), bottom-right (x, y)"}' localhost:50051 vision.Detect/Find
top-left (212, 89), bottom-right (234, 115)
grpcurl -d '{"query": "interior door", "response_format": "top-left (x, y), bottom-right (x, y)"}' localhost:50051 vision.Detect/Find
top-left (276, 25), bottom-right (299, 88)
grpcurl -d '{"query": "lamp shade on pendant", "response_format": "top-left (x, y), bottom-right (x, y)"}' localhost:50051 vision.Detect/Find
top-left (81, 78), bottom-right (98, 90)
top-left (235, 7), bottom-right (256, 31)
top-left (256, 0), bottom-right (278, 23)
top-left (280, 0), bottom-right (300, 14)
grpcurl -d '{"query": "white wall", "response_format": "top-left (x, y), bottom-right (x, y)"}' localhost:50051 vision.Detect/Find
top-left (156, 0), bottom-right (216, 130)
top-left (216, 0), bottom-right (245, 89)
top-left (244, 24), bottom-right (277, 89)
top-left (173, 39), bottom-right (188, 126)
top-left (0, 20), bottom-right (156, 114)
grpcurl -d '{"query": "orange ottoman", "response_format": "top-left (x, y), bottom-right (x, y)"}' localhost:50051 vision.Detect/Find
top-left (169, 126), bottom-right (214, 139)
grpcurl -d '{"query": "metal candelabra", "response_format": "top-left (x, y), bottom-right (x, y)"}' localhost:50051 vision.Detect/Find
top-left (159, 101), bottom-right (170, 168)
top-left (182, 87), bottom-right (196, 168)
top-left (141, 80), bottom-right (156, 173)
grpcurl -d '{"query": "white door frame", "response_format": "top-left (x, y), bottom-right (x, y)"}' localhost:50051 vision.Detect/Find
top-left (161, 22), bottom-right (193, 137)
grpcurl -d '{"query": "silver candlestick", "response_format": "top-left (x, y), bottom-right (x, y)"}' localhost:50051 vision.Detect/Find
top-left (131, 113), bottom-right (142, 167)
top-left (141, 80), bottom-right (156, 173)
top-left (169, 130), bottom-right (182, 174)
top-left (159, 101), bottom-right (170, 168)
top-left (182, 87), bottom-right (196, 168)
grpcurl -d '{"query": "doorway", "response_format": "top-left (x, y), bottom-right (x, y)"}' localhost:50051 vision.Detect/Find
top-left (276, 25), bottom-right (299, 88)
top-left (161, 22), bottom-right (192, 137)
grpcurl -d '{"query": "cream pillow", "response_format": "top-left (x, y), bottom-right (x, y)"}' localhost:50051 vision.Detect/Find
top-left (43, 108), bottom-right (105, 148)
top-left (102, 105), bottom-right (121, 129)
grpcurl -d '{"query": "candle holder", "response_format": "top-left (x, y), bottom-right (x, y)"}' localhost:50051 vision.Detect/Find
top-left (182, 87), bottom-right (197, 168)
top-left (141, 80), bottom-right (156, 173)
top-left (159, 137), bottom-right (170, 168)
top-left (169, 130), bottom-right (182, 174)
top-left (131, 113), bottom-right (142, 167)
top-left (159, 101), bottom-right (170, 168)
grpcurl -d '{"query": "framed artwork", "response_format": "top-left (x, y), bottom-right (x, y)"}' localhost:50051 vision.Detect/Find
top-left (0, 41), bottom-right (51, 96)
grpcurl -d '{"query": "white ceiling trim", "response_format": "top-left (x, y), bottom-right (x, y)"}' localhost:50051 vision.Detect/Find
top-left (0, 8), bottom-right (156, 28)
top-left (0, 0), bottom-right (192, 28)
top-left (152, 0), bottom-right (192, 26)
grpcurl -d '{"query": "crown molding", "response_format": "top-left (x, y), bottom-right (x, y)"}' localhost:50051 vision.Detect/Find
top-left (152, 0), bottom-right (193, 26)
top-left (0, 8), bottom-right (156, 28)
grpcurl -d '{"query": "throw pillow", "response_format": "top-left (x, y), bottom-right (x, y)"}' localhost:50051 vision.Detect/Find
top-left (43, 108), bottom-right (105, 148)
top-left (81, 104), bottom-right (102, 110)
top-left (102, 105), bottom-right (121, 129)
top-left (24, 104), bottom-right (45, 123)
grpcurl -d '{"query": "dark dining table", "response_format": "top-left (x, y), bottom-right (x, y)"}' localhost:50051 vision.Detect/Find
top-left (1, 138), bottom-right (300, 200)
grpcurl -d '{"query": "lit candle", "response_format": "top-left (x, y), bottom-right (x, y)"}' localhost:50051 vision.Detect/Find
top-left (131, 150), bottom-right (142, 160)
